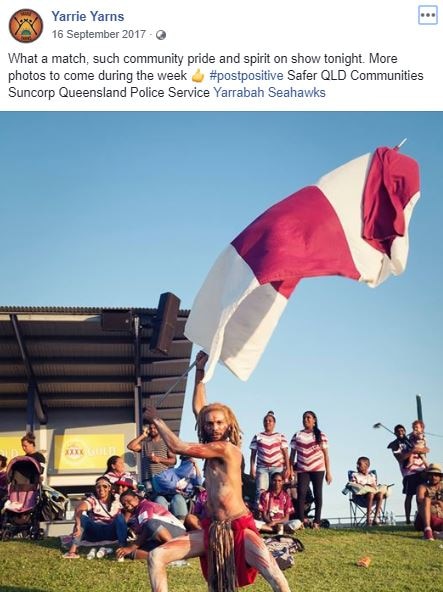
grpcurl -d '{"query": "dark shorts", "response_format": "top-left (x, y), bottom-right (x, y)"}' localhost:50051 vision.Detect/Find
top-left (403, 472), bottom-right (426, 496)
top-left (138, 518), bottom-right (186, 552)
top-left (414, 512), bottom-right (443, 532)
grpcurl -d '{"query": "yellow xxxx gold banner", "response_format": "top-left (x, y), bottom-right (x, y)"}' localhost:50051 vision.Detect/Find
top-left (0, 437), bottom-right (23, 460)
top-left (54, 434), bottom-right (124, 470)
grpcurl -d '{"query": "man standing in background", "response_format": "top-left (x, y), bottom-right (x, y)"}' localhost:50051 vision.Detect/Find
top-left (127, 419), bottom-right (176, 494)
top-left (388, 424), bottom-right (428, 524)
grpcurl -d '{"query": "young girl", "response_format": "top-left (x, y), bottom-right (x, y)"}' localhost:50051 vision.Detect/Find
top-left (407, 420), bottom-right (429, 469)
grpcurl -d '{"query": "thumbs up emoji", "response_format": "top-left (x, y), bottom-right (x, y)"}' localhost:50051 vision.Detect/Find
top-left (192, 69), bottom-right (204, 83)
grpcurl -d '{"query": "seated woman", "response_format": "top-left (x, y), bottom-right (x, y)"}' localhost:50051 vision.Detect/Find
top-left (63, 476), bottom-right (127, 559)
top-left (116, 489), bottom-right (186, 560)
top-left (348, 456), bottom-right (387, 526)
top-left (103, 455), bottom-right (133, 484)
top-left (256, 472), bottom-right (301, 534)
top-left (415, 463), bottom-right (443, 541)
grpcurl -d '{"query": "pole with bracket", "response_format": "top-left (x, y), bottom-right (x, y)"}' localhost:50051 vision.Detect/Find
top-left (10, 314), bottom-right (47, 426)
top-left (133, 314), bottom-right (144, 482)
top-left (416, 394), bottom-right (423, 422)
top-left (156, 360), bottom-right (197, 408)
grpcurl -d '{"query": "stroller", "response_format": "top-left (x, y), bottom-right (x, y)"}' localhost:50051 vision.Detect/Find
top-left (0, 456), bottom-right (44, 540)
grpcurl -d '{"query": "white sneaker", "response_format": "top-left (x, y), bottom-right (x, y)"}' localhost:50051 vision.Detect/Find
top-left (286, 519), bottom-right (303, 532)
top-left (86, 548), bottom-right (97, 560)
top-left (96, 547), bottom-right (107, 559)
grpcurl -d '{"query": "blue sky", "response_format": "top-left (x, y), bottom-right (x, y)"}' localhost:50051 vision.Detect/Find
top-left (1, 112), bottom-right (442, 518)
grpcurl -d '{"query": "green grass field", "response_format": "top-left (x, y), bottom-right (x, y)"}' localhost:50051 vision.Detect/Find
top-left (0, 527), bottom-right (440, 592)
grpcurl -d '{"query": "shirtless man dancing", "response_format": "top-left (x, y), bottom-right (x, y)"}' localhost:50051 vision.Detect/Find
top-left (144, 351), bottom-right (291, 592)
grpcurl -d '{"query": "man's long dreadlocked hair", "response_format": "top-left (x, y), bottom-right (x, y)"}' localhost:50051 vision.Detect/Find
top-left (197, 403), bottom-right (242, 447)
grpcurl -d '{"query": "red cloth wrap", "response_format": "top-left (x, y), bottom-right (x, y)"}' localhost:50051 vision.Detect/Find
top-left (200, 513), bottom-right (259, 587)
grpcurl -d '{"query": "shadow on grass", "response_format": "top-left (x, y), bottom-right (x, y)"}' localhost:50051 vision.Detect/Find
top-left (0, 536), bottom-right (60, 550)
top-left (0, 588), bottom-right (49, 591)
top-left (347, 525), bottom-right (422, 540)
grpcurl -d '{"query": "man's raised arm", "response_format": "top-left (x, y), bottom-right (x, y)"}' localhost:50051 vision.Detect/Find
top-left (192, 350), bottom-right (208, 421)
top-left (127, 426), bottom-right (148, 453)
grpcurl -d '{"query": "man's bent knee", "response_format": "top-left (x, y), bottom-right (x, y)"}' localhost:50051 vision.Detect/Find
top-left (148, 546), bottom-right (163, 567)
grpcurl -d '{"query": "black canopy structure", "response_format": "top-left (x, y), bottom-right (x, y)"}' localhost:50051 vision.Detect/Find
top-left (0, 298), bottom-right (193, 435)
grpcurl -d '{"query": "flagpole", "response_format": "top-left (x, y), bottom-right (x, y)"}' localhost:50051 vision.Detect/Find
top-left (395, 138), bottom-right (407, 150)
top-left (156, 360), bottom-right (197, 408)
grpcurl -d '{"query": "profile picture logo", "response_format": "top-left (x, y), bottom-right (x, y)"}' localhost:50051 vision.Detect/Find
top-left (9, 8), bottom-right (43, 43)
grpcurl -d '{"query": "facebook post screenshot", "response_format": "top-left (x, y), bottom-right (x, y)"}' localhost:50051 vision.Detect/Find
top-left (0, 1), bottom-right (442, 591)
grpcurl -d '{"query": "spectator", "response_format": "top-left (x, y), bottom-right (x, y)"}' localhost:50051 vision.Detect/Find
top-left (21, 432), bottom-right (46, 475)
top-left (287, 471), bottom-right (315, 522)
top-left (257, 472), bottom-right (301, 534)
top-left (249, 411), bottom-right (290, 504)
top-left (348, 456), bottom-right (387, 526)
top-left (151, 455), bottom-right (203, 520)
top-left (62, 476), bottom-right (127, 559)
top-left (114, 476), bottom-right (138, 496)
top-left (0, 454), bottom-right (7, 509)
top-left (116, 489), bottom-right (186, 560)
top-left (407, 420), bottom-right (429, 470)
top-left (127, 421), bottom-right (176, 494)
top-left (289, 410), bottom-right (332, 529)
top-left (184, 486), bottom-right (208, 531)
top-left (104, 455), bottom-right (133, 484)
top-left (415, 463), bottom-right (443, 541)
top-left (387, 424), bottom-right (428, 524)
top-left (241, 458), bottom-right (257, 512)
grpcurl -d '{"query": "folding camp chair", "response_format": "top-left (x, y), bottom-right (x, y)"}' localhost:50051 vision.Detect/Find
top-left (342, 470), bottom-right (393, 527)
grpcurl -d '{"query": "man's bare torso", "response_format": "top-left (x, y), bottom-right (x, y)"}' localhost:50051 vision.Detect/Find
top-left (203, 446), bottom-right (248, 521)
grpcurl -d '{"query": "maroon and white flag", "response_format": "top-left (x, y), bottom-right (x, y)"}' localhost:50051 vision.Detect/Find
top-left (185, 146), bottom-right (420, 382)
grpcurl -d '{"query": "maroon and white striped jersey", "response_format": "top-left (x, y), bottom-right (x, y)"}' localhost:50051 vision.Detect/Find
top-left (249, 432), bottom-right (288, 469)
top-left (290, 429), bottom-right (328, 473)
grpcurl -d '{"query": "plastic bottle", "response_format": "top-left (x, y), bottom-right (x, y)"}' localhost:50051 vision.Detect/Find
top-left (169, 560), bottom-right (189, 567)
top-left (390, 512), bottom-right (396, 526)
top-left (96, 547), bottom-right (107, 559)
top-left (86, 548), bottom-right (97, 560)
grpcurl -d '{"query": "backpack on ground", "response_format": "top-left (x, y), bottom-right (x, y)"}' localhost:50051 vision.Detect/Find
top-left (264, 535), bottom-right (305, 570)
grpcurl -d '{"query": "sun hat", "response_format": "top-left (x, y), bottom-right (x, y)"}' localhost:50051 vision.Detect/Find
top-left (114, 476), bottom-right (138, 490)
top-left (426, 463), bottom-right (443, 476)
